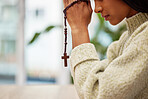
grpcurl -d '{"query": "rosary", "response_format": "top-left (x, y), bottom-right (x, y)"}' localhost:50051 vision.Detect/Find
top-left (61, 0), bottom-right (89, 67)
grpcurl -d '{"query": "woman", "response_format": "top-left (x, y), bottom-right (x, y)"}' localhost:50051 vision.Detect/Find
top-left (63, 0), bottom-right (148, 99)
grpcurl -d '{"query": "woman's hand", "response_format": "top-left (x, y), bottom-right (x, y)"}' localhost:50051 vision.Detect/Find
top-left (63, 0), bottom-right (93, 30)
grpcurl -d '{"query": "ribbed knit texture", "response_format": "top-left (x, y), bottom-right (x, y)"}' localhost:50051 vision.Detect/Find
top-left (126, 12), bottom-right (148, 35)
top-left (69, 12), bottom-right (148, 99)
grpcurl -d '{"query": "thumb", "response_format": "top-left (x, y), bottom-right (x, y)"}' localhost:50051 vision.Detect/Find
top-left (63, 0), bottom-right (70, 8)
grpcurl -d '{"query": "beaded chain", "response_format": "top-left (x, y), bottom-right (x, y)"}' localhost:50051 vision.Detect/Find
top-left (61, 0), bottom-right (89, 67)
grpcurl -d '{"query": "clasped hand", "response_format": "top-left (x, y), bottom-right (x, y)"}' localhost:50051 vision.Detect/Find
top-left (63, 0), bottom-right (93, 30)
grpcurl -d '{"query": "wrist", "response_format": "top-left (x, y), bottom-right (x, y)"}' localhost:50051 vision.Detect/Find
top-left (71, 27), bottom-right (90, 49)
top-left (71, 26), bottom-right (88, 34)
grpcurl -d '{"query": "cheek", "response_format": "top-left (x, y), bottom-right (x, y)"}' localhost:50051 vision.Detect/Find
top-left (105, 0), bottom-right (130, 17)
top-left (103, 0), bottom-right (130, 25)
top-left (108, 7), bottom-right (130, 25)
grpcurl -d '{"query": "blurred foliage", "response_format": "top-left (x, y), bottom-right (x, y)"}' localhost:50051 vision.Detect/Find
top-left (28, 25), bottom-right (61, 45)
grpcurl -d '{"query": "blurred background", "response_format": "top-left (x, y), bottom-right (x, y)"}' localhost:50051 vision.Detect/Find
top-left (0, 0), bottom-right (126, 85)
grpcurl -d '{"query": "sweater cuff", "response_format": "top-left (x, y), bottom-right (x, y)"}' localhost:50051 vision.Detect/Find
top-left (69, 43), bottom-right (99, 77)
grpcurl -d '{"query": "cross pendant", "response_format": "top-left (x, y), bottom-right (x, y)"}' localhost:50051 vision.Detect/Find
top-left (62, 53), bottom-right (69, 67)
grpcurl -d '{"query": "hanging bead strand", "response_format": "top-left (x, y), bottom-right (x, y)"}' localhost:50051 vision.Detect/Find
top-left (61, 0), bottom-right (89, 67)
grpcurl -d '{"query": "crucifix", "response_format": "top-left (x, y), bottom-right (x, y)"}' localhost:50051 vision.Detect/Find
top-left (62, 53), bottom-right (69, 67)
top-left (61, 0), bottom-right (89, 67)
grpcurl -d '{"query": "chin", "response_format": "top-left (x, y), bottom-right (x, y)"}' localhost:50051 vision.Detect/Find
top-left (109, 18), bottom-right (125, 25)
top-left (109, 20), bottom-right (120, 25)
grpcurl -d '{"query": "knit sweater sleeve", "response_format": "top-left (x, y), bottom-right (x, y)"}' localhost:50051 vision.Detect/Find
top-left (69, 31), bottom-right (128, 99)
top-left (69, 27), bottom-right (148, 99)
top-left (70, 43), bottom-right (108, 99)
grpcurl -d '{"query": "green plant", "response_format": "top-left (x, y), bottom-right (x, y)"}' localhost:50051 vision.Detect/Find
top-left (28, 25), bottom-right (61, 45)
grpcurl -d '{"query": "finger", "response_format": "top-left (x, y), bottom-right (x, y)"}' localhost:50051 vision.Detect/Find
top-left (63, 0), bottom-right (68, 8)
top-left (87, 0), bottom-right (92, 11)
top-left (63, 0), bottom-right (75, 8)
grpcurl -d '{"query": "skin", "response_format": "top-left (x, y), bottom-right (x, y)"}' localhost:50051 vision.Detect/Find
top-left (94, 0), bottom-right (139, 25)
top-left (63, 0), bottom-right (139, 48)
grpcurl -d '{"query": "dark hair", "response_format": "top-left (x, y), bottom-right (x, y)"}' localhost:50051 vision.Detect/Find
top-left (122, 0), bottom-right (148, 13)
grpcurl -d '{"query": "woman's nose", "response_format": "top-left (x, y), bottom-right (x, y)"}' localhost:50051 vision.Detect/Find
top-left (94, 6), bottom-right (103, 13)
top-left (94, 1), bottom-right (103, 13)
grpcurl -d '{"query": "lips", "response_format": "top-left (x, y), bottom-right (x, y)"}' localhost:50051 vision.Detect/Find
top-left (102, 15), bottom-right (110, 20)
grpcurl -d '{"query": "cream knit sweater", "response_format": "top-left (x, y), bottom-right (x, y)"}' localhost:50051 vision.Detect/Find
top-left (69, 12), bottom-right (148, 99)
